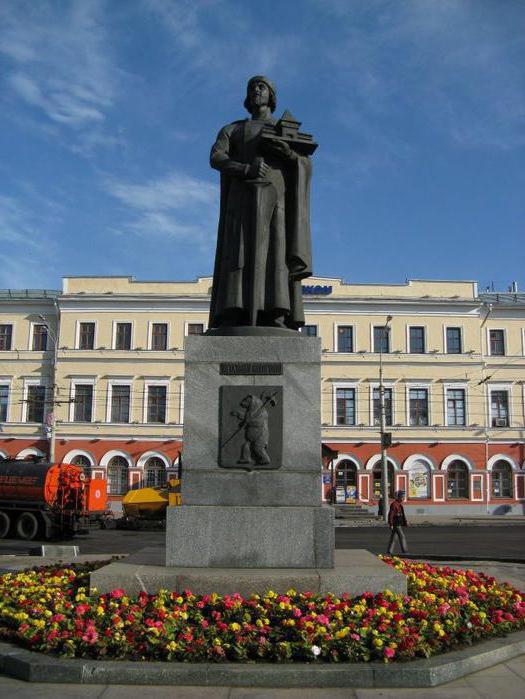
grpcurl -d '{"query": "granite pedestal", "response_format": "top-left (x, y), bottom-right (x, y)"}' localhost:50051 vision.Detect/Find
top-left (165, 335), bottom-right (334, 569)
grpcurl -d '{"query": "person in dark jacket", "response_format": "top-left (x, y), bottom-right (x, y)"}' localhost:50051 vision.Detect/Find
top-left (387, 490), bottom-right (408, 555)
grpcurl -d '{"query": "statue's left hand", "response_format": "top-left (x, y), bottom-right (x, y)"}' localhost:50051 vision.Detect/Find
top-left (265, 138), bottom-right (296, 160)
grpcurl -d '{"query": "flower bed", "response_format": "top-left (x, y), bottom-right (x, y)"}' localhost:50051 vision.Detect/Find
top-left (0, 557), bottom-right (524, 663)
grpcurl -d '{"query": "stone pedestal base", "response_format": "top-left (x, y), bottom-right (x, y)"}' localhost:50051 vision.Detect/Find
top-left (166, 505), bottom-right (334, 568)
top-left (90, 549), bottom-right (407, 597)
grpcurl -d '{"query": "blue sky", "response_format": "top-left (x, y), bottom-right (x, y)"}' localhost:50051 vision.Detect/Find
top-left (0, 0), bottom-right (523, 292)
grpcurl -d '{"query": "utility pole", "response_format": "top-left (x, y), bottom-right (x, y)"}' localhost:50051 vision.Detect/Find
top-left (39, 304), bottom-right (59, 464)
top-left (379, 316), bottom-right (393, 523)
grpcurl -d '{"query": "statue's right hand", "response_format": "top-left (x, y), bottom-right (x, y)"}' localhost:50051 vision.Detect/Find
top-left (247, 157), bottom-right (269, 179)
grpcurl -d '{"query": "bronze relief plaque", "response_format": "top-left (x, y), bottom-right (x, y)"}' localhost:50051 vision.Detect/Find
top-left (219, 385), bottom-right (283, 469)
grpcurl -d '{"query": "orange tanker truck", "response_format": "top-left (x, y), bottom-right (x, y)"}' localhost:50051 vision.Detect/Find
top-left (0, 459), bottom-right (109, 540)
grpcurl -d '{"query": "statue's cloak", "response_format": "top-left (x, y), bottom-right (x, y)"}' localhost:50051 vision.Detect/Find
top-left (208, 119), bottom-right (312, 330)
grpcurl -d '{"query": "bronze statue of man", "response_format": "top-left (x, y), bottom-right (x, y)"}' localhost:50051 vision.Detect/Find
top-left (208, 76), bottom-right (316, 334)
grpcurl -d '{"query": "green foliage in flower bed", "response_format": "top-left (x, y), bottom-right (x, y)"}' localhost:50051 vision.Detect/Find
top-left (0, 557), bottom-right (524, 663)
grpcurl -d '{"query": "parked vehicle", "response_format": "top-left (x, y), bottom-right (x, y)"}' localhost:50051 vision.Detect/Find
top-left (0, 458), bottom-right (110, 540)
top-left (120, 479), bottom-right (181, 527)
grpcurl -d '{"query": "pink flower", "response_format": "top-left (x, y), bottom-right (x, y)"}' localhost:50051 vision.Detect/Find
top-left (82, 628), bottom-right (99, 644)
top-left (110, 588), bottom-right (125, 599)
top-left (384, 647), bottom-right (395, 659)
top-left (316, 614), bottom-right (330, 625)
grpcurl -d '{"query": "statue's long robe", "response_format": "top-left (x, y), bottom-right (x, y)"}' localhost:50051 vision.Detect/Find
top-left (209, 118), bottom-right (312, 329)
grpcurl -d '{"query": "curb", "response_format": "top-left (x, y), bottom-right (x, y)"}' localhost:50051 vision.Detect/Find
top-left (1, 630), bottom-right (524, 687)
top-left (400, 554), bottom-right (525, 565)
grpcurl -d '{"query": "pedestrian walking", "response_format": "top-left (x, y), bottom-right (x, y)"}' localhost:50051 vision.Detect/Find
top-left (387, 490), bottom-right (408, 554)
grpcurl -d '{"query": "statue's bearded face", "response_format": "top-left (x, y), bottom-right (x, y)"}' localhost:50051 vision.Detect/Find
top-left (249, 80), bottom-right (270, 108)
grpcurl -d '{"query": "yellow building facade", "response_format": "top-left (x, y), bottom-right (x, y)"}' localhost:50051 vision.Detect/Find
top-left (1, 276), bottom-right (524, 514)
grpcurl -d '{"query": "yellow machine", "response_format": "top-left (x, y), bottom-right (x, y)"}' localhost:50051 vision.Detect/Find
top-left (122, 479), bottom-right (181, 521)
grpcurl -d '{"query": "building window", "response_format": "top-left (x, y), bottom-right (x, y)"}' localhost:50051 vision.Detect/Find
top-left (336, 326), bottom-right (353, 353)
top-left (187, 323), bottom-right (204, 336)
top-left (446, 327), bottom-right (462, 354)
top-left (336, 388), bottom-right (356, 425)
top-left (447, 460), bottom-right (469, 499)
top-left (73, 384), bottom-right (93, 422)
top-left (489, 329), bottom-right (505, 356)
top-left (0, 385), bottom-right (9, 422)
top-left (71, 454), bottom-right (92, 477)
top-left (151, 323), bottom-right (168, 350)
top-left (491, 460), bottom-right (513, 498)
top-left (147, 385), bottom-right (167, 423)
top-left (407, 460), bottom-right (431, 499)
top-left (409, 326), bottom-right (425, 353)
top-left (335, 460), bottom-right (358, 503)
top-left (373, 388), bottom-right (392, 426)
top-left (373, 326), bottom-right (390, 353)
top-left (32, 324), bottom-right (48, 351)
top-left (0, 324), bottom-right (13, 351)
top-left (409, 388), bottom-right (429, 426)
top-left (26, 385), bottom-right (46, 423)
top-left (115, 322), bottom-right (132, 350)
top-left (78, 322), bottom-right (95, 350)
top-left (144, 457), bottom-right (167, 487)
top-left (301, 325), bottom-right (318, 337)
top-left (110, 385), bottom-right (130, 423)
top-left (447, 388), bottom-right (466, 426)
top-left (490, 390), bottom-right (509, 427)
top-left (373, 462), bottom-right (395, 499)
top-left (107, 456), bottom-right (129, 495)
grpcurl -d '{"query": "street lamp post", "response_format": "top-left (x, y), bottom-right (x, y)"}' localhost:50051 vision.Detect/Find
top-left (38, 312), bottom-right (58, 463)
top-left (379, 316), bottom-right (393, 523)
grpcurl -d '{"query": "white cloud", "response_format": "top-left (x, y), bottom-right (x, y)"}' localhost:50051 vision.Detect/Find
top-left (311, 0), bottom-right (525, 157)
top-left (144, 0), bottom-right (301, 90)
top-left (0, 195), bottom-right (58, 288)
top-left (103, 171), bottom-right (219, 245)
top-left (0, 0), bottom-right (118, 129)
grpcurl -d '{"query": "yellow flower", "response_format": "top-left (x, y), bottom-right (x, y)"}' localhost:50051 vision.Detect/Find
top-left (166, 641), bottom-right (178, 652)
top-left (229, 622), bottom-right (241, 632)
top-left (373, 638), bottom-right (384, 648)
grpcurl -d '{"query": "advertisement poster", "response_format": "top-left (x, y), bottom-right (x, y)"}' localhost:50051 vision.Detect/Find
top-left (409, 468), bottom-right (429, 498)
top-left (336, 487), bottom-right (346, 503)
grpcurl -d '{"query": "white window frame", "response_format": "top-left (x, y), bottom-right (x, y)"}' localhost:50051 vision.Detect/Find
top-left (443, 383), bottom-right (468, 427)
top-left (112, 320), bottom-right (135, 351)
top-left (370, 324), bottom-right (391, 354)
top-left (332, 382), bottom-right (358, 426)
top-left (69, 378), bottom-right (96, 423)
top-left (184, 320), bottom-right (207, 336)
top-left (406, 382), bottom-right (432, 427)
top-left (486, 327), bottom-right (506, 357)
top-left (148, 321), bottom-right (170, 351)
top-left (75, 320), bottom-right (97, 350)
top-left (443, 325), bottom-right (463, 355)
top-left (22, 378), bottom-right (48, 423)
top-left (106, 380), bottom-right (133, 424)
top-left (143, 380), bottom-right (170, 424)
top-left (0, 322), bottom-right (14, 351)
top-left (369, 382), bottom-right (395, 427)
top-left (487, 383), bottom-right (512, 428)
top-left (333, 323), bottom-right (356, 353)
top-left (0, 377), bottom-right (12, 423)
top-left (406, 325), bottom-right (427, 354)
top-left (28, 322), bottom-right (49, 352)
top-left (521, 329), bottom-right (525, 357)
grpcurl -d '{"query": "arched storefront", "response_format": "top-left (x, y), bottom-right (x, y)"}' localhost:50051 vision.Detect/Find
top-left (334, 458), bottom-right (359, 503)
top-left (403, 455), bottom-right (434, 500)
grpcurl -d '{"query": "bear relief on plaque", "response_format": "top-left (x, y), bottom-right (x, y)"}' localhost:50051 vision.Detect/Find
top-left (219, 386), bottom-right (283, 469)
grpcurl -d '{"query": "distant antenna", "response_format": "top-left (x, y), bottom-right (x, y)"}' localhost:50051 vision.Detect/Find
top-left (491, 281), bottom-right (495, 292)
